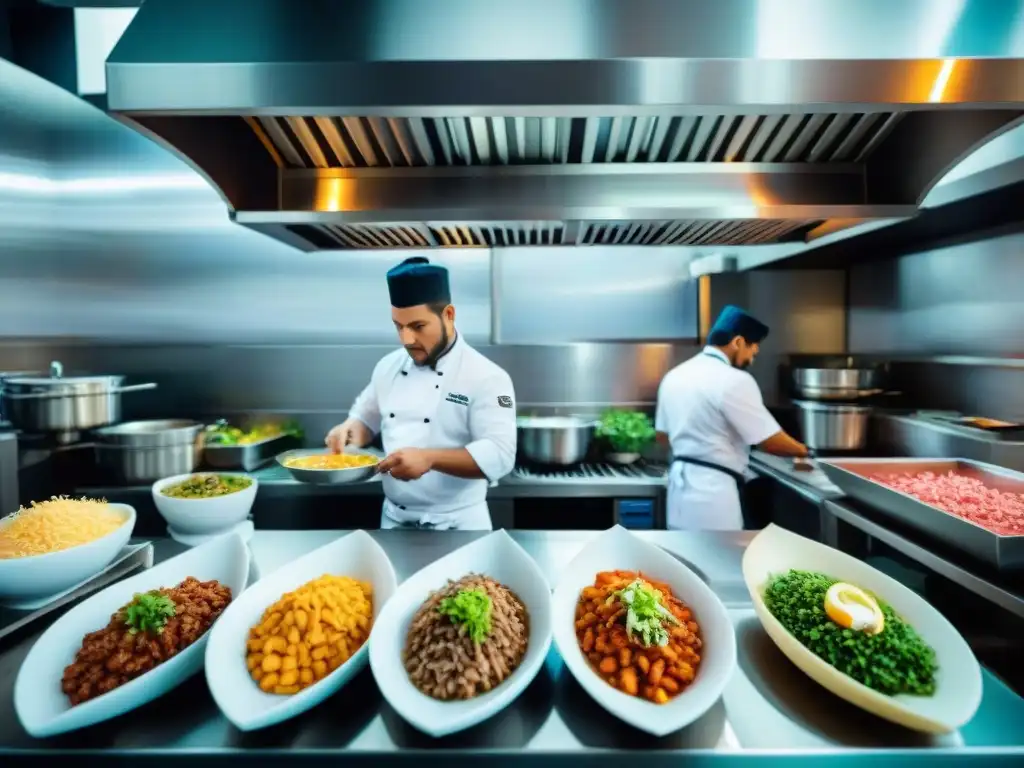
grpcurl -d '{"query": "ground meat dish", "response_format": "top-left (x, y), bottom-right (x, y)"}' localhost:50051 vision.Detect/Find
top-left (403, 574), bottom-right (529, 701)
top-left (62, 577), bottom-right (232, 705)
top-left (877, 470), bottom-right (1024, 535)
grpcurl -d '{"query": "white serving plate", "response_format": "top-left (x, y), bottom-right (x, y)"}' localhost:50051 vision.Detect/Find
top-left (551, 525), bottom-right (736, 737)
top-left (152, 473), bottom-right (258, 535)
top-left (205, 529), bottom-right (397, 731)
top-left (14, 531), bottom-right (250, 738)
top-left (368, 529), bottom-right (552, 737)
top-left (0, 503), bottom-right (136, 602)
top-left (742, 524), bottom-right (982, 733)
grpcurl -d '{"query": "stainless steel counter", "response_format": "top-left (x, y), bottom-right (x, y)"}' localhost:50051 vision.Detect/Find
top-left (1, 530), bottom-right (1022, 766)
top-left (79, 461), bottom-right (668, 500)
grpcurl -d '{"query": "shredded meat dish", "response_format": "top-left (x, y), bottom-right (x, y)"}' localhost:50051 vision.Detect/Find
top-left (61, 577), bottom-right (232, 705)
top-left (403, 574), bottom-right (529, 701)
top-left (877, 470), bottom-right (1024, 535)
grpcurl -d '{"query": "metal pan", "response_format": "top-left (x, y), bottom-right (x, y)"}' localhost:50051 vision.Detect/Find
top-left (204, 433), bottom-right (302, 471)
top-left (818, 457), bottom-right (1024, 571)
top-left (276, 448), bottom-right (379, 485)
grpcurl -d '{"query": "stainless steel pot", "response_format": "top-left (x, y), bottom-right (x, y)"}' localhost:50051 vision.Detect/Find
top-left (94, 419), bottom-right (203, 484)
top-left (792, 367), bottom-right (884, 401)
top-left (517, 416), bottom-right (596, 465)
top-left (793, 400), bottom-right (871, 451)
top-left (2, 361), bottom-right (157, 433)
top-left (0, 371), bottom-right (39, 421)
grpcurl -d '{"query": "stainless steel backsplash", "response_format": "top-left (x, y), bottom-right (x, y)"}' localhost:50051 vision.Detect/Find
top-left (848, 231), bottom-right (1024, 421)
top-left (0, 55), bottom-right (849, 437)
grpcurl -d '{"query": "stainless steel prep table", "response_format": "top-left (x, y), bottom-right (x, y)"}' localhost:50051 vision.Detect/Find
top-left (77, 462), bottom-right (670, 534)
top-left (81, 462), bottom-right (669, 500)
top-left (2, 530), bottom-right (1023, 767)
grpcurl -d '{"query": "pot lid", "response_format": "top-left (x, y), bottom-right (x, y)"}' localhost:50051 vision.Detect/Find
top-left (3, 361), bottom-right (124, 387)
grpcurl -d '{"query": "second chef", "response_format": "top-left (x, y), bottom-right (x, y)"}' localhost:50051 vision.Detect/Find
top-left (325, 257), bottom-right (517, 530)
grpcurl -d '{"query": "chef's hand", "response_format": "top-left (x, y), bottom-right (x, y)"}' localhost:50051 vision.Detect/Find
top-left (325, 419), bottom-right (372, 454)
top-left (377, 448), bottom-right (433, 481)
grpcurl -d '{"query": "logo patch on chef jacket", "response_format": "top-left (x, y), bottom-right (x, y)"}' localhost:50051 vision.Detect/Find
top-left (445, 392), bottom-right (470, 406)
top-left (497, 395), bottom-right (513, 409)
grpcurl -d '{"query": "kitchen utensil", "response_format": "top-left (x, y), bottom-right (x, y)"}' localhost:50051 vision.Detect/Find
top-left (94, 420), bottom-right (203, 484)
top-left (0, 504), bottom-right (135, 602)
top-left (793, 400), bottom-right (870, 451)
top-left (552, 525), bottom-right (735, 736)
top-left (1, 361), bottom-right (157, 433)
top-left (204, 433), bottom-right (302, 471)
top-left (743, 524), bottom-right (981, 733)
top-left (151, 473), bottom-right (258, 534)
top-left (206, 530), bottom-right (397, 731)
top-left (14, 532), bottom-right (249, 738)
top-left (368, 530), bottom-right (551, 737)
top-left (517, 416), bottom-right (596, 465)
top-left (818, 458), bottom-right (1024, 570)
top-left (791, 367), bottom-right (884, 401)
top-left (276, 448), bottom-right (379, 485)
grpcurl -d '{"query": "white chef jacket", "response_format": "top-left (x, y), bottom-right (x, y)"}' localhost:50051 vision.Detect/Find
top-left (348, 334), bottom-right (517, 530)
top-left (655, 346), bottom-right (781, 531)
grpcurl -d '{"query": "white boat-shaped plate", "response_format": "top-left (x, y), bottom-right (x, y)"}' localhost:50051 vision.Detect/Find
top-left (205, 529), bottom-right (398, 731)
top-left (15, 531), bottom-right (250, 738)
top-left (742, 524), bottom-right (982, 733)
top-left (368, 529), bottom-right (552, 737)
top-left (552, 525), bottom-right (736, 736)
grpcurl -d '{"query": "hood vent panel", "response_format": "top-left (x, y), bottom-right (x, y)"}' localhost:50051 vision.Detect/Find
top-left (106, 0), bottom-right (1024, 253)
top-left (277, 219), bottom-right (817, 250)
top-left (253, 112), bottom-right (903, 169)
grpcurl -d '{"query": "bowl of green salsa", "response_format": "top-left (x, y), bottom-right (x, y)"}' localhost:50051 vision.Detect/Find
top-left (151, 473), bottom-right (258, 535)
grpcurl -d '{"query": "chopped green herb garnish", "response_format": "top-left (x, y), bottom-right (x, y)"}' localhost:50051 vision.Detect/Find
top-left (763, 570), bottom-right (938, 696)
top-left (438, 588), bottom-right (492, 644)
top-left (122, 590), bottom-right (177, 635)
top-left (613, 578), bottom-right (680, 648)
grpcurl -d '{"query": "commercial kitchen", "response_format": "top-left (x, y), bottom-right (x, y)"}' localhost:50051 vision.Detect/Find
top-left (2, 1), bottom-right (1024, 765)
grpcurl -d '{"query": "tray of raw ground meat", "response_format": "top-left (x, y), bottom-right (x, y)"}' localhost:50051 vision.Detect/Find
top-left (817, 458), bottom-right (1024, 571)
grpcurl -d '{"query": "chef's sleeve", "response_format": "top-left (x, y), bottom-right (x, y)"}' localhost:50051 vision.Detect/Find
top-left (655, 380), bottom-right (668, 433)
top-left (348, 382), bottom-right (382, 435)
top-left (721, 374), bottom-right (782, 446)
top-left (466, 372), bottom-right (517, 481)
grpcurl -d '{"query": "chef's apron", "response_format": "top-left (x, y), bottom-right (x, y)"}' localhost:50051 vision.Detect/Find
top-left (380, 500), bottom-right (492, 531)
top-left (665, 350), bottom-right (747, 531)
top-left (377, 340), bottom-right (494, 532)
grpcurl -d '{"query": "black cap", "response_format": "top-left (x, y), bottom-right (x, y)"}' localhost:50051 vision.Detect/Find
top-left (708, 305), bottom-right (769, 345)
top-left (386, 257), bottom-right (451, 309)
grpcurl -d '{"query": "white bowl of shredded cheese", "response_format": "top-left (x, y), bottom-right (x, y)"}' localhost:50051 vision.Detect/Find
top-left (0, 498), bottom-right (136, 601)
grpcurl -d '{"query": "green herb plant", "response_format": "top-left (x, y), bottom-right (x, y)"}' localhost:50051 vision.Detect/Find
top-left (438, 588), bottom-right (493, 644)
top-left (122, 590), bottom-right (177, 636)
top-left (763, 570), bottom-right (938, 696)
top-left (596, 410), bottom-right (656, 454)
top-left (613, 578), bottom-right (680, 648)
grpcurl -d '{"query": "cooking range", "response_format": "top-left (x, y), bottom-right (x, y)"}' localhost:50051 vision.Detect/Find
top-left (511, 461), bottom-right (667, 483)
top-left (500, 460), bottom-right (667, 530)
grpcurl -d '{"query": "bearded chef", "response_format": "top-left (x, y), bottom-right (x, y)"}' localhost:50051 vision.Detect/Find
top-left (325, 256), bottom-right (517, 530)
top-left (655, 305), bottom-right (810, 531)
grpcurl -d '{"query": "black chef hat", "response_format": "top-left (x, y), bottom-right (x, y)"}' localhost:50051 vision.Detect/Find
top-left (708, 305), bottom-right (770, 345)
top-left (386, 256), bottom-right (451, 309)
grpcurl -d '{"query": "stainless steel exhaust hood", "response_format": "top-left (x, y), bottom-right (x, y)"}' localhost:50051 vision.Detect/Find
top-left (105, 0), bottom-right (1024, 251)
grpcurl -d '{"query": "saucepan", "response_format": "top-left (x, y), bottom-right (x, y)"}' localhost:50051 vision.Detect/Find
top-left (277, 448), bottom-right (380, 485)
top-left (517, 416), bottom-right (596, 465)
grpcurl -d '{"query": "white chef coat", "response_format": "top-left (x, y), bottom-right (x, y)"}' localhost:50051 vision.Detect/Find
top-left (348, 334), bottom-right (517, 530)
top-left (655, 346), bottom-right (781, 531)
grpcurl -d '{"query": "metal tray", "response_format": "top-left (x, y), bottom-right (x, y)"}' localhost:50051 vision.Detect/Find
top-left (276, 448), bottom-right (380, 485)
top-left (818, 457), bottom-right (1024, 571)
top-left (203, 433), bottom-right (301, 471)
